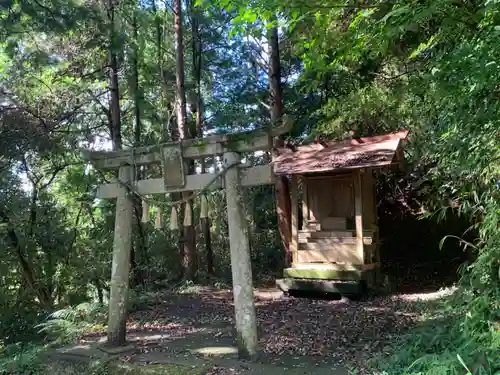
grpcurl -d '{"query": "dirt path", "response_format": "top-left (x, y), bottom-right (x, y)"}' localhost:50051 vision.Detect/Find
top-left (74, 287), bottom-right (448, 373)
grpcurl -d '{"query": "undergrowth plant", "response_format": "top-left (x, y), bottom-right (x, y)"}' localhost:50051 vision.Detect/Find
top-left (36, 302), bottom-right (107, 344)
top-left (371, 200), bottom-right (500, 375)
top-left (0, 344), bottom-right (46, 375)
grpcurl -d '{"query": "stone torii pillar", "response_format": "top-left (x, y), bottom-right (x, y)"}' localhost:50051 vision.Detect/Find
top-left (107, 165), bottom-right (134, 346)
top-left (224, 151), bottom-right (258, 359)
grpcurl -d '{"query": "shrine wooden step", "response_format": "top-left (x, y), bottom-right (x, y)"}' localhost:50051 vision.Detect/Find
top-left (303, 217), bottom-right (347, 231)
top-left (296, 248), bottom-right (361, 264)
top-left (299, 230), bottom-right (374, 240)
top-left (276, 278), bottom-right (363, 296)
top-left (292, 263), bottom-right (379, 270)
top-left (303, 221), bottom-right (322, 231)
top-left (299, 237), bottom-right (373, 246)
top-left (298, 238), bottom-right (372, 249)
top-left (283, 262), bottom-right (379, 281)
top-left (322, 217), bottom-right (347, 230)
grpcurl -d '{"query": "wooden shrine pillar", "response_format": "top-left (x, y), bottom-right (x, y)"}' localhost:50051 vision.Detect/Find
top-left (290, 175), bottom-right (299, 264)
top-left (353, 169), bottom-right (364, 264)
top-left (301, 176), bottom-right (309, 228)
top-left (223, 152), bottom-right (258, 359)
top-left (107, 165), bottom-right (134, 346)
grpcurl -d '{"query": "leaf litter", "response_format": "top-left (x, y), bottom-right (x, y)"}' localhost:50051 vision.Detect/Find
top-left (79, 287), bottom-right (449, 374)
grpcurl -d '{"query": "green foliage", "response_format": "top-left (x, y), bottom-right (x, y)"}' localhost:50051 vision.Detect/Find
top-left (0, 343), bottom-right (46, 375)
top-left (371, 288), bottom-right (499, 374)
top-left (35, 302), bottom-right (107, 344)
top-left (0, 301), bottom-right (46, 346)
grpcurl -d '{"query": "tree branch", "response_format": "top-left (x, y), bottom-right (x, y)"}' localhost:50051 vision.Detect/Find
top-left (88, 89), bottom-right (111, 117)
top-left (40, 164), bottom-right (69, 190)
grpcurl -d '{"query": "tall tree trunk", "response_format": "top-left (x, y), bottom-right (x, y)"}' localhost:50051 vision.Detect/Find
top-left (173, 0), bottom-right (185, 142)
top-left (175, 0), bottom-right (197, 280)
top-left (107, 0), bottom-right (122, 151)
top-left (152, 0), bottom-right (183, 277)
top-left (132, 9), bottom-right (141, 150)
top-left (268, 25), bottom-right (292, 267)
top-left (152, 0), bottom-right (174, 141)
top-left (190, 1), bottom-right (213, 276)
top-left (94, 277), bottom-right (104, 305)
top-left (130, 6), bottom-right (146, 288)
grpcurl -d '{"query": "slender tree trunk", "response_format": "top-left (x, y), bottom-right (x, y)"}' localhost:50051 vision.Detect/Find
top-left (151, 0), bottom-right (180, 275)
top-left (190, 1), bottom-right (213, 275)
top-left (94, 277), bottom-right (104, 305)
top-left (203, 215), bottom-right (214, 274)
top-left (173, 0), bottom-right (185, 142)
top-left (108, 1), bottom-right (121, 151)
top-left (175, 0), bottom-right (197, 281)
top-left (268, 25), bottom-right (292, 267)
top-left (152, 0), bottom-right (174, 141)
top-left (130, 7), bottom-right (147, 288)
top-left (152, 0), bottom-right (183, 276)
top-left (132, 9), bottom-right (141, 150)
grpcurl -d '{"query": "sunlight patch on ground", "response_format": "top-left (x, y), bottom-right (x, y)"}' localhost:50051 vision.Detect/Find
top-left (254, 289), bottom-right (283, 301)
top-left (393, 286), bottom-right (458, 302)
top-left (128, 322), bottom-right (185, 330)
top-left (190, 346), bottom-right (238, 356)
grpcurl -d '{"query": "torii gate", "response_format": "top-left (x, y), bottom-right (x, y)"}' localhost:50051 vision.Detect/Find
top-left (80, 117), bottom-right (294, 359)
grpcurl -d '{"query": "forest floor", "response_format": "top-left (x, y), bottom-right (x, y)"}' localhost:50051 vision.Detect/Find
top-left (54, 285), bottom-right (456, 375)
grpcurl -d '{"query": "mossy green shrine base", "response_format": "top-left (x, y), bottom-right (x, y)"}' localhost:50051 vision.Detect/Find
top-left (277, 265), bottom-right (379, 296)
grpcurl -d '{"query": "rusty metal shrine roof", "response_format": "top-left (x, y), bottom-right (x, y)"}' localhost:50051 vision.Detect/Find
top-left (272, 130), bottom-right (409, 176)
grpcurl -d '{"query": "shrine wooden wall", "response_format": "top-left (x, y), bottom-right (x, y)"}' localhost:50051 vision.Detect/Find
top-left (294, 169), bottom-right (379, 266)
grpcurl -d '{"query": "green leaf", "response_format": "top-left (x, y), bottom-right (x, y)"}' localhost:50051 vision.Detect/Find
top-left (379, 5), bottom-right (411, 23)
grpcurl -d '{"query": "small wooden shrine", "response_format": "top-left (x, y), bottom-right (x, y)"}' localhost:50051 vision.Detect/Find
top-left (273, 130), bottom-right (409, 296)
